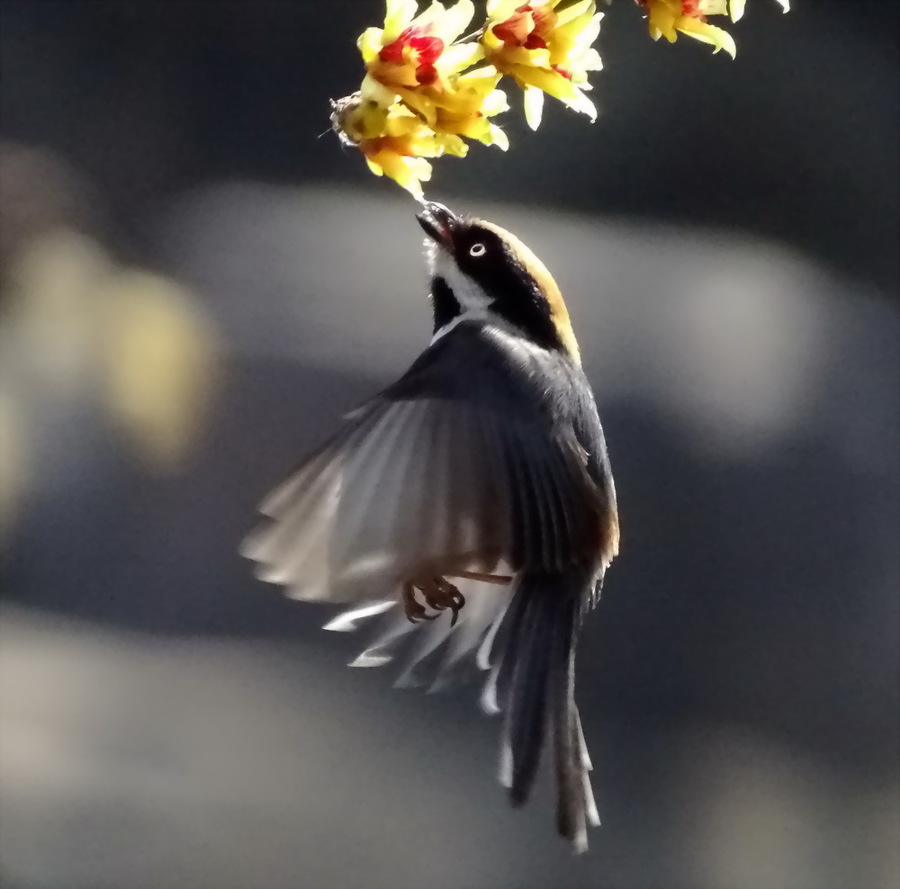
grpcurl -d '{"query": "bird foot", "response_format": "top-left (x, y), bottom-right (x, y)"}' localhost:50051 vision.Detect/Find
top-left (402, 576), bottom-right (466, 627)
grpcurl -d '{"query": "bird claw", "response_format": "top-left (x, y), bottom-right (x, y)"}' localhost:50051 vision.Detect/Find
top-left (402, 582), bottom-right (438, 623)
top-left (402, 576), bottom-right (466, 626)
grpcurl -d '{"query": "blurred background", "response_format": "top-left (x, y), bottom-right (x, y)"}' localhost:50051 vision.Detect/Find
top-left (1, 2), bottom-right (898, 888)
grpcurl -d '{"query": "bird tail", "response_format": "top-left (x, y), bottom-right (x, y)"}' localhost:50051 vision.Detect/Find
top-left (484, 566), bottom-right (600, 853)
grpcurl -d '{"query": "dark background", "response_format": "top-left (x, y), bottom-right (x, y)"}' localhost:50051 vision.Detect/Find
top-left (1, 2), bottom-right (898, 888)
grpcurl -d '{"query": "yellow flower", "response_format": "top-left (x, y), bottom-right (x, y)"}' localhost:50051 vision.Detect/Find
top-left (482, 0), bottom-right (603, 130)
top-left (358, 0), bottom-right (483, 109)
top-left (639, 0), bottom-right (735, 56)
top-left (334, 4), bottom-right (511, 202)
top-left (331, 93), bottom-right (467, 200)
top-left (639, 1), bottom-right (788, 57)
top-left (356, 0), bottom-right (510, 148)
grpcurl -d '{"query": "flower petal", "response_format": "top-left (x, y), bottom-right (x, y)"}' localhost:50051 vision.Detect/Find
top-left (513, 64), bottom-right (577, 100)
top-left (678, 18), bottom-right (737, 58)
top-left (577, 12), bottom-right (604, 49)
top-left (486, 0), bottom-right (519, 18)
top-left (523, 85), bottom-right (544, 130)
top-left (395, 86), bottom-right (440, 124)
top-left (480, 86), bottom-right (509, 115)
top-left (562, 88), bottom-right (597, 121)
top-left (384, 0), bottom-right (419, 41)
top-left (409, 1), bottom-right (444, 35)
top-left (488, 123), bottom-right (510, 151)
top-left (439, 41), bottom-right (483, 73)
top-left (438, 134), bottom-right (469, 156)
top-left (580, 47), bottom-right (603, 72)
top-left (360, 73), bottom-right (400, 106)
top-left (439, 0), bottom-right (476, 42)
top-left (729, 0), bottom-right (746, 22)
top-left (555, 0), bottom-right (594, 28)
top-left (358, 27), bottom-right (386, 62)
top-left (373, 151), bottom-right (432, 200)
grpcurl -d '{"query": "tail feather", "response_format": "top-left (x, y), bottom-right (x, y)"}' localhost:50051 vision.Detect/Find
top-left (325, 570), bottom-right (517, 691)
top-left (323, 564), bottom-right (601, 852)
top-left (552, 601), bottom-right (587, 851)
top-left (507, 590), bottom-right (554, 805)
top-left (494, 567), bottom-right (597, 853)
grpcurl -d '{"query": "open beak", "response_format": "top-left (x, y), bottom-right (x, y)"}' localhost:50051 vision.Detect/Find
top-left (416, 202), bottom-right (458, 252)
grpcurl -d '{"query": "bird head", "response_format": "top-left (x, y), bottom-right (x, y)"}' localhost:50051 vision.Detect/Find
top-left (416, 202), bottom-right (580, 363)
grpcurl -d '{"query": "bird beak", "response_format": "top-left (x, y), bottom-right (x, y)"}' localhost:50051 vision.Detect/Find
top-left (416, 202), bottom-right (458, 253)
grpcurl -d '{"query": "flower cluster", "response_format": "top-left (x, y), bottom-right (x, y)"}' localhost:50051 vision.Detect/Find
top-left (331, 0), bottom-right (790, 198)
top-left (331, 0), bottom-right (602, 199)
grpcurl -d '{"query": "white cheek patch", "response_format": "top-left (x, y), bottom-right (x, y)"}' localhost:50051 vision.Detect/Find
top-left (424, 239), bottom-right (439, 275)
top-left (434, 252), bottom-right (491, 311)
top-left (430, 250), bottom-right (493, 343)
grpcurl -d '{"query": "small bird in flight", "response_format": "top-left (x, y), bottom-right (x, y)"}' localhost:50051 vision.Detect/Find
top-left (242, 202), bottom-right (619, 852)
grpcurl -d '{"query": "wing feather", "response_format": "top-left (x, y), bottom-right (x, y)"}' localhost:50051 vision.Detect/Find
top-left (243, 320), bottom-right (612, 663)
top-left (331, 400), bottom-right (426, 584)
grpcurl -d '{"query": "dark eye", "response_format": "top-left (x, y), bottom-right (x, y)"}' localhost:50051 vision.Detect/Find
top-left (469, 243), bottom-right (486, 257)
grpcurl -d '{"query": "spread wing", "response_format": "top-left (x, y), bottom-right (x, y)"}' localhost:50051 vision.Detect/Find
top-left (241, 321), bottom-right (609, 604)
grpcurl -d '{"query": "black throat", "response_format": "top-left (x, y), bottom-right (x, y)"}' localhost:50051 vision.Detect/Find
top-left (430, 275), bottom-right (461, 334)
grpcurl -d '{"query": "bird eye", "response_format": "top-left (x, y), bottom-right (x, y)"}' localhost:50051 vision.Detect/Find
top-left (469, 243), bottom-right (486, 257)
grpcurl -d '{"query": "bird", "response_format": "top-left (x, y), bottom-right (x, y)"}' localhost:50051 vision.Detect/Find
top-left (241, 201), bottom-right (619, 853)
